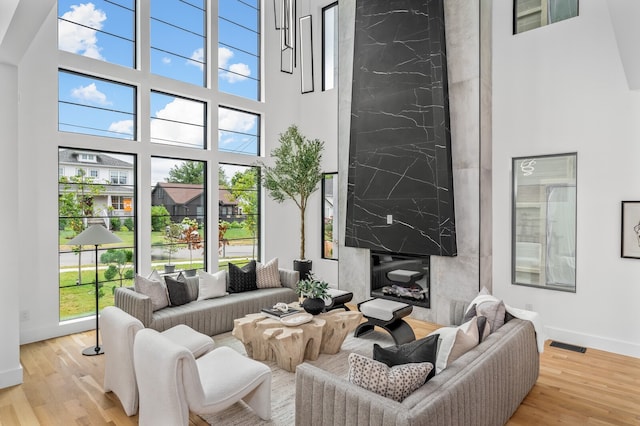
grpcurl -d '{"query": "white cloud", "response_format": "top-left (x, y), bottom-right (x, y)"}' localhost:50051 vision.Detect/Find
top-left (151, 98), bottom-right (204, 147)
top-left (108, 120), bottom-right (134, 136)
top-left (58, 3), bottom-right (106, 60)
top-left (162, 57), bottom-right (172, 64)
top-left (218, 47), bottom-right (251, 83)
top-left (218, 108), bottom-right (256, 134)
top-left (71, 83), bottom-right (111, 105)
top-left (186, 48), bottom-right (204, 71)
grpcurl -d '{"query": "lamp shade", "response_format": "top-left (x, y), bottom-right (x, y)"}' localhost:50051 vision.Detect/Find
top-left (67, 224), bottom-right (123, 246)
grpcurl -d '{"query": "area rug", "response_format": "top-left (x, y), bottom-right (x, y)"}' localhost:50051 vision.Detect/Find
top-left (199, 330), bottom-right (395, 425)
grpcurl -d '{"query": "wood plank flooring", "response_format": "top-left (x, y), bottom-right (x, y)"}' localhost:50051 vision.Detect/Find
top-left (1, 319), bottom-right (638, 425)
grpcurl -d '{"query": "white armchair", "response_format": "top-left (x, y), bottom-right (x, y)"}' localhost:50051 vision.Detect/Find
top-left (133, 328), bottom-right (272, 426)
top-left (100, 306), bottom-right (215, 416)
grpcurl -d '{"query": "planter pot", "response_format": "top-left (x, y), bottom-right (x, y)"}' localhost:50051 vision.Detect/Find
top-left (184, 268), bottom-right (197, 277)
top-left (302, 297), bottom-right (325, 315)
top-left (164, 264), bottom-right (176, 274)
top-left (293, 259), bottom-right (313, 281)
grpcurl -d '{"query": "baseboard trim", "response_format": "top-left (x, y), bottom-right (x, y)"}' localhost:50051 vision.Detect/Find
top-left (0, 365), bottom-right (23, 389)
top-left (545, 326), bottom-right (640, 358)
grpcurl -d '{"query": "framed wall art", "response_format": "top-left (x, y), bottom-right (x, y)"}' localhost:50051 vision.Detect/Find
top-left (621, 201), bottom-right (640, 259)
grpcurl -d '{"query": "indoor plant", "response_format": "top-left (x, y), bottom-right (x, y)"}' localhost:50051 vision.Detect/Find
top-left (296, 272), bottom-right (329, 315)
top-left (259, 124), bottom-right (324, 279)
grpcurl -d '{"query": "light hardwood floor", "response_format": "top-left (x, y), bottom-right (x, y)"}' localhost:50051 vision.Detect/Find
top-left (1, 320), bottom-right (638, 425)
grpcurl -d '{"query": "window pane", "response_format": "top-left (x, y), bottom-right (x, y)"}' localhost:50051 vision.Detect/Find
top-left (151, 0), bottom-right (206, 86)
top-left (150, 91), bottom-right (206, 149)
top-left (514, 0), bottom-right (578, 34)
top-left (219, 164), bottom-right (260, 268)
top-left (322, 173), bottom-right (338, 260)
top-left (58, 70), bottom-right (136, 140)
top-left (218, 0), bottom-right (260, 100)
top-left (322, 3), bottom-right (338, 91)
top-left (58, 148), bottom-right (136, 321)
top-left (151, 157), bottom-right (206, 273)
top-left (58, 0), bottom-right (136, 68)
top-left (218, 107), bottom-right (260, 155)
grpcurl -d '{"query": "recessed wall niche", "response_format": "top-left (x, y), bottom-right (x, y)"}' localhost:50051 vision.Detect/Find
top-left (345, 0), bottom-right (456, 257)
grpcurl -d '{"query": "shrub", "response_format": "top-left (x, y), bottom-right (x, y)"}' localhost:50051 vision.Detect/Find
top-left (123, 217), bottom-right (134, 231)
top-left (110, 217), bottom-right (122, 231)
top-left (151, 205), bottom-right (171, 232)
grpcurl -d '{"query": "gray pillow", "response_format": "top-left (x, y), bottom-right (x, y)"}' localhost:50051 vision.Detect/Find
top-left (165, 273), bottom-right (191, 306)
top-left (477, 300), bottom-right (506, 332)
top-left (134, 274), bottom-right (169, 311)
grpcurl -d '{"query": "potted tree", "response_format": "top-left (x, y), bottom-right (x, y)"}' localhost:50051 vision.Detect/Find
top-left (259, 124), bottom-right (324, 279)
top-left (164, 222), bottom-right (182, 273)
top-left (296, 272), bottom-right (329, 315)
top-left (179, 218), bottom-right (203, 276)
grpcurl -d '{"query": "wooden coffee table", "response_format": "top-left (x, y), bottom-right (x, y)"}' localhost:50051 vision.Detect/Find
top-left (232, 308), bottom-right (363, 372)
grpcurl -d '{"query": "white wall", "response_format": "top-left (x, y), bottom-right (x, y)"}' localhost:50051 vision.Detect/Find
top-left (493, 0), bottom-right (640, 357)
top-left (8, 0), bottom-right (338, 347)
top-left (0, 63), bottom-right (23, 388)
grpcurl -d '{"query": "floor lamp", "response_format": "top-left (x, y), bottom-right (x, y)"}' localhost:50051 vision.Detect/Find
top-left (68, 224), bottom-right (123, 356)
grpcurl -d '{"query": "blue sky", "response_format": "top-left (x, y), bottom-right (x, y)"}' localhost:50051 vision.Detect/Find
top-left (57, 0), bottom-right (260, 155)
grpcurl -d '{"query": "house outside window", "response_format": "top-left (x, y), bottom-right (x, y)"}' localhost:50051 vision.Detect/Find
top-left (110, 170), bottom-right (128, 185)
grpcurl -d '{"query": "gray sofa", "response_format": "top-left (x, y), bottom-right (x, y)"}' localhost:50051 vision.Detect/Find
top-left (114, 269), bottom-right (299, 337)
top-left (295, 317), bottom-right (539, 426)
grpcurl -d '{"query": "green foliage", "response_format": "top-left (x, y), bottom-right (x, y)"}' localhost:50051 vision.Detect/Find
top-left (164, 222), bottom-right (183, 264)
top-left (231, 168), bottom-right (258, 256)
top-left (296, 272), bottom-right (329, 299)
top-left (219, 167), bottom-right (230, 188)
top-left (100, 248), bottom-right (133, 287)
top-left (151, 205), bottom-right (171, 232)
top-left (123, 217), bottom-right (134, 231)
top-left (110, 217), bottom-right (122, 231)
top-left (58, 172), bottom-right (106, 237)
top-left (259, 124), bottom-right (324, 259)
top-left (167, 161), bottom-right (204, 184)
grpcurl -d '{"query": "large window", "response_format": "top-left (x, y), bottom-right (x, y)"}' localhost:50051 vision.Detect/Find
top-left (219, 164), bottom-right (260, 266)
top-left (58, 70), bottom-right (136, 140)
top-left (322, 173), bottom-right (338, 260)
top-left (218, 107), bottom-right (260, 155)
top-left (58, 149), bottom-right (136, 320)
top-left (218, 0), bottom-right (260, 100)
top-left (514, 0), bottom-right (578, 34)
top-left (58, 0), bottom-right (136, 68)
top-left (151, 0), bottom-right (206, 86)
top-left (322, 3), bottom-right (338, 91)
top-left (151, 158), bottom-right (206, 273)
top-left (150, 91), bottom-right (206, 149)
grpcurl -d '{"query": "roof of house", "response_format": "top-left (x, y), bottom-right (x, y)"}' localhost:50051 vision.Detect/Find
top-left (153, 182), bottom-right (204, 204)
top-left (58, 149), bottom-right (133, 168)
top-left (219, 188), bottom-right (237, 206)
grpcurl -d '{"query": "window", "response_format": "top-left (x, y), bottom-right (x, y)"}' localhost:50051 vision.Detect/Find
top-left (58, 70), bottom-right (136, 140)
top-left (322, 173), bottom-right (338, 259)
top-left (58, 148), bottom-right (136, 320)
top-left (58, 0), bottom-right (136, 68)
top-left (514, 0), bottom-right (578, 34)
top-left (150, 0), bottom-right (206, 86)
top-left (151, 157), bottom-right (206, 273)
top-left (219, 164), bottom-right (260, 264)
top-left (322, 3), bottom-right (338, 91)
top-left (110, 170), bottom-right (128, 184)
top-left (218, 107), bottom-right (260, 155)
top-left (218, 0), bottom-right (260, 100)
top-left (79, 153), bottom-right (97, 162)
top-left (89, 169), bottom-right (99, 178)
top-left (150, 91), bottom-right (206, 149)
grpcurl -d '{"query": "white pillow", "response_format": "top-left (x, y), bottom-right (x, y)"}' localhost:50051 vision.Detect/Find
top-left (431, 316), bottom-right (480, 374)
top-left (197, 270), bottom-right (228, 300)
top-left (134, 274), bottom-right (169, 311)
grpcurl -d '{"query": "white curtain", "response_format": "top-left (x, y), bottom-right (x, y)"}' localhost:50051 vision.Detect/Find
top-left (545, 185), bottom-right (576, 287)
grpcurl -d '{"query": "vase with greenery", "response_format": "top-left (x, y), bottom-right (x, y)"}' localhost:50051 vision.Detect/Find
top-left (259, 124), bottom-right (324, 278)
top-left (296, 272), bottom-right (329, 315)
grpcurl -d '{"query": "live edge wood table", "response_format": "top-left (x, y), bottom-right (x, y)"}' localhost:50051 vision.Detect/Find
top-left (232, 309), bottom-right (363, 372)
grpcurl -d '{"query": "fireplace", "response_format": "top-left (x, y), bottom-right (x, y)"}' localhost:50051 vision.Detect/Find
top-left (370, 252), bottom-right (430, 308)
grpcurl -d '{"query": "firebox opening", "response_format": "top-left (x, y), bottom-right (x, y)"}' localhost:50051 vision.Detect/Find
top-left (370, 251), bottom-right (430, 308)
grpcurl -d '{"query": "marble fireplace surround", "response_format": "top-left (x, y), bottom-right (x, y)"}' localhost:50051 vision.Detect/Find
top-left (338, 0), bottom-right (492, 325)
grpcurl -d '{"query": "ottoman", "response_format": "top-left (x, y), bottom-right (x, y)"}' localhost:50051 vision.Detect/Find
top-left (354, 298), bottom-right (415, 345)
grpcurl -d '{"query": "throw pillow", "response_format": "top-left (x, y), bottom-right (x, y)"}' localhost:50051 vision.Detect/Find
top-left (228, 260), bottom-right (257, 293)
top-left (197, 270), bottom-right (228, 300)
top-left (165, 273), bottom-right (191, 306)
top-left (477, 315), bottom-right (491, 343)
top-left (134, 274), bottom-right (169, 311)
top-left (256, 258), bottom-right (281, 289)
top-left (477, 300), bottom-right (506, 333)
top-left (373, 334), bottom-right (439, 382)
top-left (347, 353), bottom-right (432, 402)
top-left (431, 316), bottom-right (480, 374)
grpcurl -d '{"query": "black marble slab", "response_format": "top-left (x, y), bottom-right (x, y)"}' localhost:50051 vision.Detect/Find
top-left (345, 0), bottom-right (456, 257)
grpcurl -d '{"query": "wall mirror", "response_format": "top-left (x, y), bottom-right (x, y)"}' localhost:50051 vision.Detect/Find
top-left (512, 153), bottom-right (577, 292)
top-left (322, 173), bottom-right (338, 260)
top-left (299, 15), bottom-right (314, 94)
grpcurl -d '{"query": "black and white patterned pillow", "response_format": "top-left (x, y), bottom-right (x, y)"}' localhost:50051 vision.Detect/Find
top-left (228, 260), bottom-right (257, 293)
top-left (373, 333), bottom-right (439, 382)
top-left (347, 353), bottom-right (432, 402)
top-left (165, 273), bottom-right (190, 306)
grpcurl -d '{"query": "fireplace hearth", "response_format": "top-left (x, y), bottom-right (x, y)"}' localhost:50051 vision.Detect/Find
top-left (370, 252), bottom-right (430, 308)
